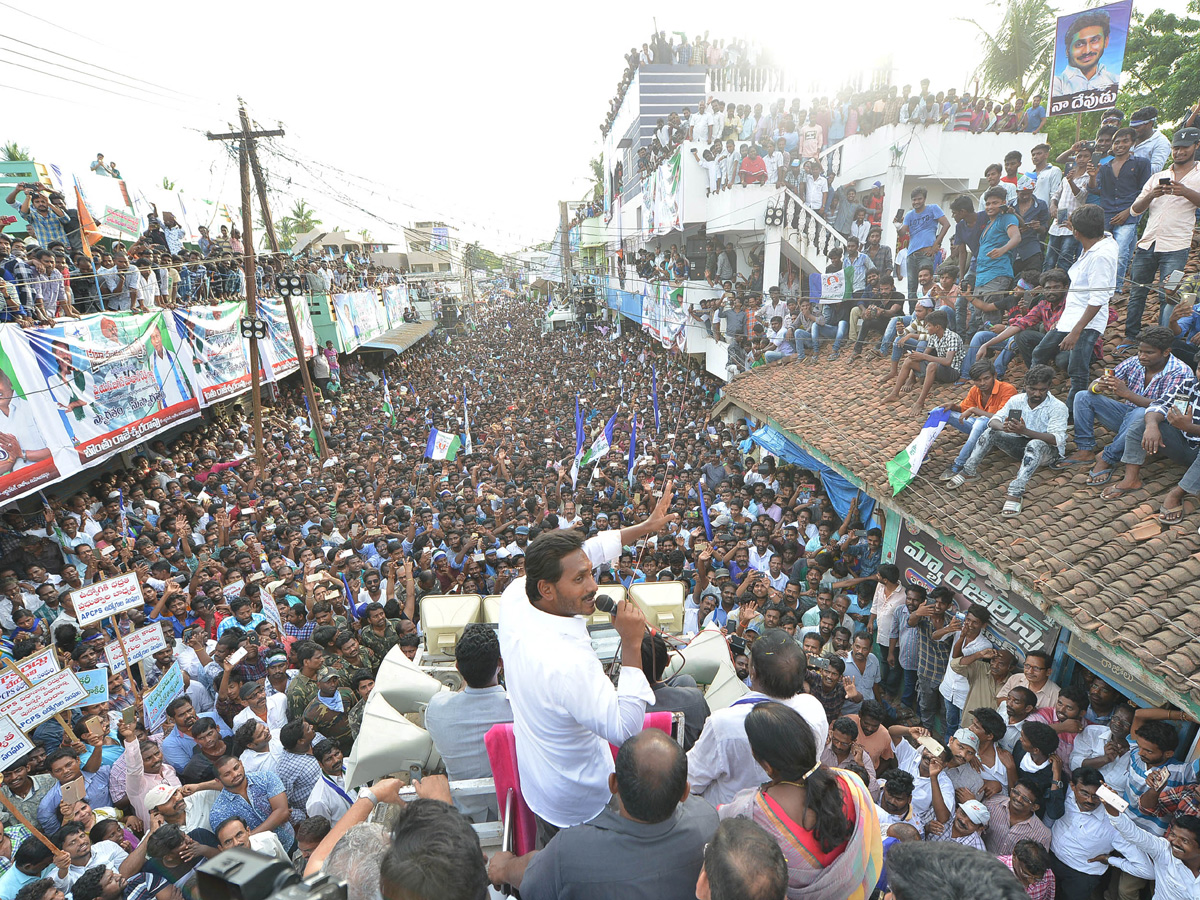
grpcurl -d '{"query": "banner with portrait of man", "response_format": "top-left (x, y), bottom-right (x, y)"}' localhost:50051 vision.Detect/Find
top-left (1048, 0), bottom-right (1133, 117)
top-left (22, 311), bottom-right (201, 466)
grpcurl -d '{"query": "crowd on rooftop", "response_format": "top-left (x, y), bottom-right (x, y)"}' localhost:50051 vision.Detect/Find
top-left (697, 103), bottom-right (1200, 531)
top-left (1, 181), bottom-right (403, 328)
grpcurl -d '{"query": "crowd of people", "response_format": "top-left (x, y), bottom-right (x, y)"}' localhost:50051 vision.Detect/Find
top-left (697, 107), bottom-right (1200, 516)
top-left (0, 275), bottom-right (1197, 900)
top-left (0, 182), bottom-right (403, 327)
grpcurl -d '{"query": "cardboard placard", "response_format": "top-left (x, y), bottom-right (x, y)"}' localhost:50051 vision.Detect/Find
top-left (74, 669), bottom-right (110, 707)
top-left (0, 669), bottom-right (89, 732)
top-left (0, 648), bottom-right (60, 704)
top-left (0, 715), bottom-right (33, 772)
top-left (73, 572), bottom-right (142, 626)
top-left (142, 662), bottom-right (184, 733)
top-left (104, 622), bottom-right (167, 670)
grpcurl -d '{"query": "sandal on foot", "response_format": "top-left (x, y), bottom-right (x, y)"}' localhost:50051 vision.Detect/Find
top-left (1158, 504), bottom-right (1185, 524)
top-left (1086, 468), bottom-right (1114, 486)
top-left (1002, 498), bottom-right (1023, 517)
top-left (1101, 484), bottom-right (1139, 501)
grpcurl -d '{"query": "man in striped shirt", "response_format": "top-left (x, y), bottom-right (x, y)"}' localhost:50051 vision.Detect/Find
top-left (1105, 353), bottom-right (1200, 520)
top-left (1059, 326), bottom-right (1194, 485)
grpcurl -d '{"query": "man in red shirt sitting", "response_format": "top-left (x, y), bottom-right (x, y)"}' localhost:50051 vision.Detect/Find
top-left (739, 145), bottom-right (768, 185)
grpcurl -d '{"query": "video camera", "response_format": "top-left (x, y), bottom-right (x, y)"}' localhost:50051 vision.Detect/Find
top-left (196, 849), bottom-right (347, 900)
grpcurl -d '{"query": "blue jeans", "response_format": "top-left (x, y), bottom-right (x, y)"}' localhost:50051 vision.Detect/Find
top-left (947, 412), bottom-right (990, 469)
top-left (962, 330), bottom-right (998, 376)
top-left (1072, 391), bottom-right (1139, 464)
top-left (1031, 328), bottom-right (1102, 407)
top-left (906, 249), bottom-right (936, 299)
top-left (1045, 233), bottom-right (1081, 272)
top-left (879, 315), bottom-right (909, 355)
top-left (811, 320), bottom-right (847, 353)
top-left (1126, 244), bottom-right (1192, 340)
top-left (1110, 220), bottom-right (1140, 292)
top-left (944, 703), bottom-right (962, 738)
top-left (793, 330), bottom-right (815, 358)
top-left (901, 669), bottom-right (918, 709)
top-left (1121, 416), bottom-right (1200, 495)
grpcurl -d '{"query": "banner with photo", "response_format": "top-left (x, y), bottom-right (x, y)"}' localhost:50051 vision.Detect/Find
top-left (1049, 0), bottom-right (1133, 116)
top-left (331, 291), bottom-right (388, 353)
top-left (643, 152), bottom-right (683, 236)
top-left (170, 302), bottom-right (252, 406)
top-left (258, 297), bottom-right (317, 381)
top-left (20, 312), bottom-right (201, 467)
top-left (0, 326), bottom-right (72, 504)
top-left (382, 285), bottom-right (412, 327)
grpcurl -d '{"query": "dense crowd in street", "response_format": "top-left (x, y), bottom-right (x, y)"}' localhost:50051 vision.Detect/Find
top-left (0, 272), bottom-right (1195, 900)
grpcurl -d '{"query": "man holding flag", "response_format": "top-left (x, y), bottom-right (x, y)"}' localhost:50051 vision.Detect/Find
top-left (570, 396), bottom-right (585, 488)
top-left (381, 374), bottom-right (397, 428)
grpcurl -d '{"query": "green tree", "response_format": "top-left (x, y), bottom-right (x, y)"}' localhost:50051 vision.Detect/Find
top-left (961, 0), bottom-right (1057, 98)
top-left (1121, 3), bottom-right (1200, 125)
top-left (588, 155), bottom-right (604, 205)
top-left (1, 142), bottom-right (32, 162)
top-left (1041, 3), bottom-right (1200, 156)
top-left (275, 199), bottom-right (322, 249)
top-left (161, 176), bottom-right (176, 190)
top-left (358, 228), bottom-right (373, 244)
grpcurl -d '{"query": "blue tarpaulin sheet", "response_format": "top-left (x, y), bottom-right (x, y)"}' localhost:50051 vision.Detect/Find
top-left (748, 425), bottom-right (876, 523)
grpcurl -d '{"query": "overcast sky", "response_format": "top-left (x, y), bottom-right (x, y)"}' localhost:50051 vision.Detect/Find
top-left (4, 0), bottom-right (1182, 255)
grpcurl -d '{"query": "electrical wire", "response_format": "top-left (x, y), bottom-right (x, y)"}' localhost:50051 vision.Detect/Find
top-left (0, 37), bottom-right (216, 105)
top-left (0, 58), bottom-right (203, 118)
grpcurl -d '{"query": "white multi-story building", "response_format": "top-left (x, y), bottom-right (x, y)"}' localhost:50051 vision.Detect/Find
top-left (588, 62), bottom-right (1043, 380)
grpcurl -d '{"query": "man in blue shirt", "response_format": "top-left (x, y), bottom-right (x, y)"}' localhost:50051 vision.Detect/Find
top-left (1023, 95), bottom-right (1047, 133)
top-left (897, 188), bottom-right (951, 299)
top-left (160, 698), bottom-right (232, 771)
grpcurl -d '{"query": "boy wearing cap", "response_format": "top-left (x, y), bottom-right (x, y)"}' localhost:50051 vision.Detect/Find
top-left (1010, 175), bottom-right (1051, 274)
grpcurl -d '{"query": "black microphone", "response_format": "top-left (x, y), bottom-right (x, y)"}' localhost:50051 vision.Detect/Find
top-left (592, 594), bottom-right (657, 636)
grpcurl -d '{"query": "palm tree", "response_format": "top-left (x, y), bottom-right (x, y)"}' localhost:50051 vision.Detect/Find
top-left (358, 228), bottom-right (373, 244)
top-left (2, 142), bottom-right (32, 162)
top-left (589, 156), bottom-right (604, 205)
top-left (162, 177), bottom-right (176, 190)
top-left (961, 0), bottom-right (1057, 98)
top-left (275, 199), bottom-right (322, 249)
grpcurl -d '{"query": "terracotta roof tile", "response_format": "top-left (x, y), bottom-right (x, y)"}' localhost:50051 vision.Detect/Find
top-left (724, 224), bottom-right (1200, 708)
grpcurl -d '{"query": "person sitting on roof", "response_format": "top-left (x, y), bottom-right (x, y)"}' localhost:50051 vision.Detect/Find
top-left (946, 365), bottom-right (1069, 518)
top-left (1053, 326), bottom-right (1195, 493)
top-left (1101, 351), bottom-right (1200, 523)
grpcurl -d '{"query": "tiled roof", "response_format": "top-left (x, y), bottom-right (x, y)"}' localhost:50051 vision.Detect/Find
top-left (724, 226), bottom-right (1200, 707)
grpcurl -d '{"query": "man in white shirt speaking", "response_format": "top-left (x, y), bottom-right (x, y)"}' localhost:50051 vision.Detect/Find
top-left (499, 482), bottom-right (678, 845)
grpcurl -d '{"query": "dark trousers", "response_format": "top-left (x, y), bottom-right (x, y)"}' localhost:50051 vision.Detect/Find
top-left (1051, 854), bottom-right (1103, 900)
top-left (535, 813), bottom-right (561, 849)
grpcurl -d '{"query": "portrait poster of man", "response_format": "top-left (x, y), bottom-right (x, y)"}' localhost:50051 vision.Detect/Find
top-left (1049, 0), bottom-right (1133, 116)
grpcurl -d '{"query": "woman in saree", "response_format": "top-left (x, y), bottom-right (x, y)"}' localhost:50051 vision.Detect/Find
top-left (718, 701), bottom-right (883, 900)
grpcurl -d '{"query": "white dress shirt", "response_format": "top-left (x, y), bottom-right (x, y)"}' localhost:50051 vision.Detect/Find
top-left (747, 546), bottom-right (774, 573)
top-left (498, 530), bottom-right (655, 828)
top-left (894, 737), bottom-right (956, 828)
top-left (687, 692), bottom-right (829, 806)
top-left (306, 773), bottom-right (354, 822)
top-left (1111, 811), bottom-right (1200, 898)
top-left (1052, 792), bottom-right (1121, 873)
top-left (233, 695), bottom-right (289, 734)
top-left (1069, 725), bottom-right (1132, 792)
